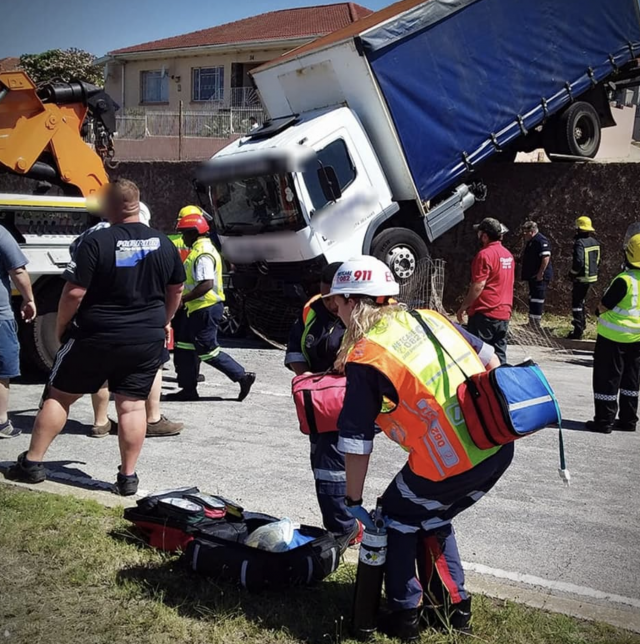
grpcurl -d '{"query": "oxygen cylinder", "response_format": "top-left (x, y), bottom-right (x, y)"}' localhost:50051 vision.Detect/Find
top-left (351, 499), bottom-right (387, 640)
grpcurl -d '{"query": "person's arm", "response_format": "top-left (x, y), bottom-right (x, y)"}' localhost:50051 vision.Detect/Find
top-left (165, 283), bottom-right (184, 324)
top-left (457, 280), bottom-right (487, 323)
top-left (536, 238), bottom-right (552, 281)
top-left (182, 280), bottom-right (212, 303)
top-left (569, 240), bottom-right (584, 279)
top-left (599, 277), bottom-right (627, 314)
top-left (536, 255), bottom-right (551, 281)
top-left (9, 266), bottom-right (36, 322)
top-left (285, 318), bottom-right (310, 374)
top-left (345, 453), bottom-right (371, 502)
top-left (182, 253), bottom-right (214, 303)
top-left (454, 323), bottom-right (497, 369)
top-left (56, 282), bottom-right (86, 342)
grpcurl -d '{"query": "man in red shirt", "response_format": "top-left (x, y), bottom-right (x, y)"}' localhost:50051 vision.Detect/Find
top-left (457, 218), bottom-right (514, 364)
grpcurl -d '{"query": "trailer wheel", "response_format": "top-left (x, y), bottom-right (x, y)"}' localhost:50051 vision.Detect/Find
top-left (371, 228), bottom-right (429, 282)
top-left (219, 295), bottom-right (246, 338)
top-left (19, 277), bottom-right (63, 375)
top-left (556, 102), bottom-right (601, 158)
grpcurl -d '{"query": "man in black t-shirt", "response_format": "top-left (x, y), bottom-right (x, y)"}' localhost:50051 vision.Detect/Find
top-left (8, 180), bottom-right (185, 495)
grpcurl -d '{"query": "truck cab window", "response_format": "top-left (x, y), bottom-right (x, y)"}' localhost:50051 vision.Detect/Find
top-left (304, 139), bottom-right (356, 211)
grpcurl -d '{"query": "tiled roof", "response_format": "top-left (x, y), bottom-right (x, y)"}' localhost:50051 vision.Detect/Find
top-left (109, 3), bottom-right (372, 55)
top-left (0, 57), bottom-right (20, 72)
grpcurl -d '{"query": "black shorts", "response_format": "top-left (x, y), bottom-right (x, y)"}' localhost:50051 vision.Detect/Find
top-left (49, 338), bottom-right (164, 400)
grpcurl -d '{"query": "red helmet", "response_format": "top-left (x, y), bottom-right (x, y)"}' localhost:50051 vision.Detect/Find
top-left (176, 213), bottom-right (209, 234)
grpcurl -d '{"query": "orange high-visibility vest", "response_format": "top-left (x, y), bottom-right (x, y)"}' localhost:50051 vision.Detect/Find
top-left (347, 309), bottom-right (499, 481)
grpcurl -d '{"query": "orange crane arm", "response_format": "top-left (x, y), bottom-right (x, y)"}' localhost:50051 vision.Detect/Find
top-left (0, 71), bottom-right (114, 197)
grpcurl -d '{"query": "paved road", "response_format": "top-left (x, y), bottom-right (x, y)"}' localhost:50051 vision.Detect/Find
top-left (1, 340), bottom-right (639, 624)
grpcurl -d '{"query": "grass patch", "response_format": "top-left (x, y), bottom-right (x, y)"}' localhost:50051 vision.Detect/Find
top-left (510, 311), bottom-right (598, 341)
top-left (0, 486), bottom-right (637, 644)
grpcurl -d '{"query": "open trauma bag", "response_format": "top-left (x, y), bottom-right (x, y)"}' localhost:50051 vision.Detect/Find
top-left (408, 312), bottom-right (566, 465)
top-left (292, 373), bottom-right (346, 434)
top-left (186, 513), bottom-right (341, 592)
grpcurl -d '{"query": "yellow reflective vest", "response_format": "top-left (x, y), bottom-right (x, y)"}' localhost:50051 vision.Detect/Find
top-left (598, 270), bottom-right (640, 343)
top-left (183, 237), bottom-right (225, 315)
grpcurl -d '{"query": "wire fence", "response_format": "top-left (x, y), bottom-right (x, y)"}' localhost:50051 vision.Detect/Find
top-left (115, 107), bottom-right (266, 140)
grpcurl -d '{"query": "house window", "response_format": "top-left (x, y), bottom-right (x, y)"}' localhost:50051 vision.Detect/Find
top-left (192, 66), bottom-right (225, 102)
top-left (303, 139), bottom-right (357, 211)
top-left (140, 70), bottom-right (168, 103)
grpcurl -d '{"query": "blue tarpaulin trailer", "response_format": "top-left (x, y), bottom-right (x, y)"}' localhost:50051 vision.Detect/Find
top-left (361, 0), bottom-right (640, 201)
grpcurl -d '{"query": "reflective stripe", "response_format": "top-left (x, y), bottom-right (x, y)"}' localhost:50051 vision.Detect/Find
top-left (529, 315), bottom-right (542, 320)
top-left (175, 341), bottom-right (196, 350)
top-left (613, 306), bottom-right (640, 316)
top-left (540, 251), bottom-right (551, 256)
top-left (530, 299), bottom-right (545, 304)
top-left (395, 472), bottom-right (451, 512)
top-left (620, 389), bottom-right (639, 397)
top-left (508, 395), bottom-right (552, 412)
top-left (572, 308), bottom-right (583, 312)
top-left (199, 348), bottom-right (221, 360)
top-left (314, 468), bottom-right (346, 482)
top-left (338, 436), bottom-right (373, 455)
top-left (598, 317), bottom-right (635, 335)
top-left (594, 393), bottom-right (617, 401)
top-left (385, 520), bottom-right (420, 534)
top-left (284, 352), bottom-right (306, 365)
top-left (49, 339), bottom-right (75, 383)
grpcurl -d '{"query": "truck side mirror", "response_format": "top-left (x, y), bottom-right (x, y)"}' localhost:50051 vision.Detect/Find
top-left (318, 166), bottom-right (342, 202)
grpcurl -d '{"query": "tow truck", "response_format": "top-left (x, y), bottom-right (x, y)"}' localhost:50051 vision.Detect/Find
top-left (0, 70), bottom-right (117, 372)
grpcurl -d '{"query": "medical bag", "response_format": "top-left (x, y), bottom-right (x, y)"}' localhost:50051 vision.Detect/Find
top-left (292, 373), bottom-right (346, 434)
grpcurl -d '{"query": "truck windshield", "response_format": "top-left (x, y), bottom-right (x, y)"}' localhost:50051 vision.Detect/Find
top-left (211, 174), bottom-right (304, 236)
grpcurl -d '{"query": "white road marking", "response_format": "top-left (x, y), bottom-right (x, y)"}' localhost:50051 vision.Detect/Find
top-left (463, 562), bottom-right (640, 609)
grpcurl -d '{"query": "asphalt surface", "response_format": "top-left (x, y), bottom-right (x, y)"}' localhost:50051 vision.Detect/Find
top-left (1, 339), bottom-right (639, 624)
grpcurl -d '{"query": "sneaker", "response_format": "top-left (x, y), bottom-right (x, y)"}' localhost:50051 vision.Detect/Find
top-left (0, 420), bottom-right (21, 439)
top-left (238, 372), bottom-right (256, 402)
top-left (90, 418), bottom-right (118, 439)
top-left (348, 520), bottom-right (364, 547)
top-left (164, 389), bottom-right (200, 402)
top-left (378, 608), bottom-right (421, 642)
top-left (5, 451), bottom-right (46, 484)
top-left (585, 420), bottom-right (613, 434)
top-left (613, 420), bottom-right (637, 432)
top-left (114, 470), bottom-right (139, 496)
top-left (146, 415), bottom-right (184, 437)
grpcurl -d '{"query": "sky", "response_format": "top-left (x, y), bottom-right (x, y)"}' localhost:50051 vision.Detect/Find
top-left (0, 0), bottom-right (393, 59)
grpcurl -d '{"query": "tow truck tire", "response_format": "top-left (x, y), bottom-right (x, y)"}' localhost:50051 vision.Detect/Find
top-left (19, 277), bottom-right (63, 375)
top-left (371, 228), bottom-right (430, 283)
top-left (555, 102), bottom-right (601, 158)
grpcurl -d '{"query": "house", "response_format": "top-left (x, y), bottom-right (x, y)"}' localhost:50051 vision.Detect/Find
top-left (99, 3), bottom-right (371, 112)
top-left (0, 57), bottom-right (20, 73)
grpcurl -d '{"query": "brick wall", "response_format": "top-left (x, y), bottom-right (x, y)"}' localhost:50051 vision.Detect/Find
top-left (3, 161), bottom-right (639, 313)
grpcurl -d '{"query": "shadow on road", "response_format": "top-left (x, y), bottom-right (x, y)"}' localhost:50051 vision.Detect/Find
top-left (8, 412), bottom-right (89, 436)
top-left (562, 419), bottom-right (591, 432)
top-left (0, 460), bottom-right (115, 493)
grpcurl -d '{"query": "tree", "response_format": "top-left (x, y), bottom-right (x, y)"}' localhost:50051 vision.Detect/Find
top-left (19, 48), bottom-right (103, 87)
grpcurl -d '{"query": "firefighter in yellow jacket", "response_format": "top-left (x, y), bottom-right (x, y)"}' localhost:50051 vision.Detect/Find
top-left (166, 213), bottom-right (255, 402)
top-left (328, 256), bottom-right (513, 640)
top-left (587, 231), bottom-right (640, 433)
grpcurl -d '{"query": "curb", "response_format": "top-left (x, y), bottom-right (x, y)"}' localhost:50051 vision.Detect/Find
top-left (3, 476), bottom-right (639, 634)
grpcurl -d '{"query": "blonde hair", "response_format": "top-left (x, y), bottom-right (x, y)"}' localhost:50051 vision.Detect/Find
top-left (335, 297), bottom-right (406, 373)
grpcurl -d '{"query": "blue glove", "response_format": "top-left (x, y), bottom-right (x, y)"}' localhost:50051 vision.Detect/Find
top-left (345, 504), bottom-right (376, 531)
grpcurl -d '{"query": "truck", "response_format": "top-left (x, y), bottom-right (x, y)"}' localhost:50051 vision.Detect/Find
top-left (195, 0), bottom-right (640, 343)
top-left (0, 70), bottom-right (117, 371)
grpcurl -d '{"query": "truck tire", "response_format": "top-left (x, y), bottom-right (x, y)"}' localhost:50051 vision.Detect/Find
top-left (555, 102), bottom-right (601, 158)
top-left (219, 295), bottom-right (246, 338)
top-left (371, 228), bottom-right (429, 282)
top-left (19, 277), bottom-right (64, 375)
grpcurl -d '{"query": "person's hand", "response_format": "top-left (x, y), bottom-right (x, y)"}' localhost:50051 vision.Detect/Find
top-left (535, 273), bottom-right (544, 282)
top-left (55, 324), bottom-right (67, 345)
top-left (456, 307), bottom-right (466, 324)
top-left (164, 324), bottom-right (172, 346)
top-left (21, 299), bottom-right (36, 323)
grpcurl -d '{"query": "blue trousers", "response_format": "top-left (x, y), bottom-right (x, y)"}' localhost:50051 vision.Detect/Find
top-left (528, 280), bottom-right (549, 321)
top-left (172, 307), bottom-right (200, 390)
top-left (381, 444), bottom-right (514, 611)
top-left (310, 433), bottom-right (356, 537)
top-left (177, 303), bottom-right (245, 390)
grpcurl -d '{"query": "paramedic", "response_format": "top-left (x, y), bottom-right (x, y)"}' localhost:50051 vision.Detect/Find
top-left (587, 231), bottom-right (640, 433)
top-left (285, 262), bottom-right (361, 547)
top-left (331, 256), bottom-right (513, 641)
top-left (166, 213), bottom-right (255, 401)
top-left (568, 216), bottom-right (600, 340)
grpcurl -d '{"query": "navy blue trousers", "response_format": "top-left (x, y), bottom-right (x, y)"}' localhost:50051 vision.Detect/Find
top-left (310, 432), bottom-right (356, 537)
top-left (172, 307), bottom-right (200, 390)
top-left (176, 303), bottom-right (245, 390)
top-left (381, 444), bottom-right (514, 611)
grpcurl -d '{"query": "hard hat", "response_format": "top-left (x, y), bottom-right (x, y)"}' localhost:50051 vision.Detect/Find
top-left (176, 213), bottom-right (209, 234)
top-left (626, 233), bottom-right (640, 268)
top-left (624, 223), bottom-right (640, 248)
top-left (139, 202), bottom-right (151, 226)
top-left (575, 216), bottom-right (595, 232)
top-left (177, 204), bottom-right (203, 220)
top-left (327, 256), bottom-right (399, 299)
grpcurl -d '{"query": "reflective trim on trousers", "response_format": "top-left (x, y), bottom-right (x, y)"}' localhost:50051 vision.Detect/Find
top-left (395, 472), bottom-right (453, 513)
top-left (529, 315), bottom-right (542, 320)
top-left (199, 347), bottom-right (221, 360)
top-left (314, 468), bottom-right (347, 482)
top-left (530, 299), bottom-right (545, 304)
top-left (594, 393), bottom-right (617, 401)
top-left (620, 389), bottom-right (639, 397)
top-left (175, 341), bottom-right (196, 351)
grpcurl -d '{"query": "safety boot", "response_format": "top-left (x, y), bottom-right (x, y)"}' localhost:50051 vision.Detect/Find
top-left (585, 420), bottom-right (613, 434)
top-left (613, 420), bottom-right (637, 432)
top-left (6, 451), bottom-right (46, 484)
top-left (422, 597), bottom-right (472, 634)
top-left (378, 608), bottom-right (421, 642)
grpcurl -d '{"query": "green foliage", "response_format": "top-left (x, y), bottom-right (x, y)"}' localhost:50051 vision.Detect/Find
top-left (19, 48), bottom-right (103, 87)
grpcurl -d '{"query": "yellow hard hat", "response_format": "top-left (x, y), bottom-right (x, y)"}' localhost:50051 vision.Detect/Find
top-left (575, 216), bottom-right (595, 232)
top-left (177, 205), bottom-right (203, 220)
top-left (626, 234), bottom-right (640, 268)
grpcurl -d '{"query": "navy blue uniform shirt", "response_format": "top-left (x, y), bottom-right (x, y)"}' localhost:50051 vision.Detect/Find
top-left (521, 232), bottom-right (553, 281)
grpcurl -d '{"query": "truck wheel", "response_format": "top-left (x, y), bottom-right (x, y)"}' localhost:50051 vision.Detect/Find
top-left (219, 292), bottom-right (246, 338)
top-left (556, 102), bottom-right (601, 158)
top-left (371, 228), bottom-right (429, 282)
top-left (19, 277), bottom-right (63, 375)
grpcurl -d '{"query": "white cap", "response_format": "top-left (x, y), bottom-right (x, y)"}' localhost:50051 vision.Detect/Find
top-left (139, 202), bottom-right (151, 227)
top-left (327, 256), bottom-right (399, 299)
